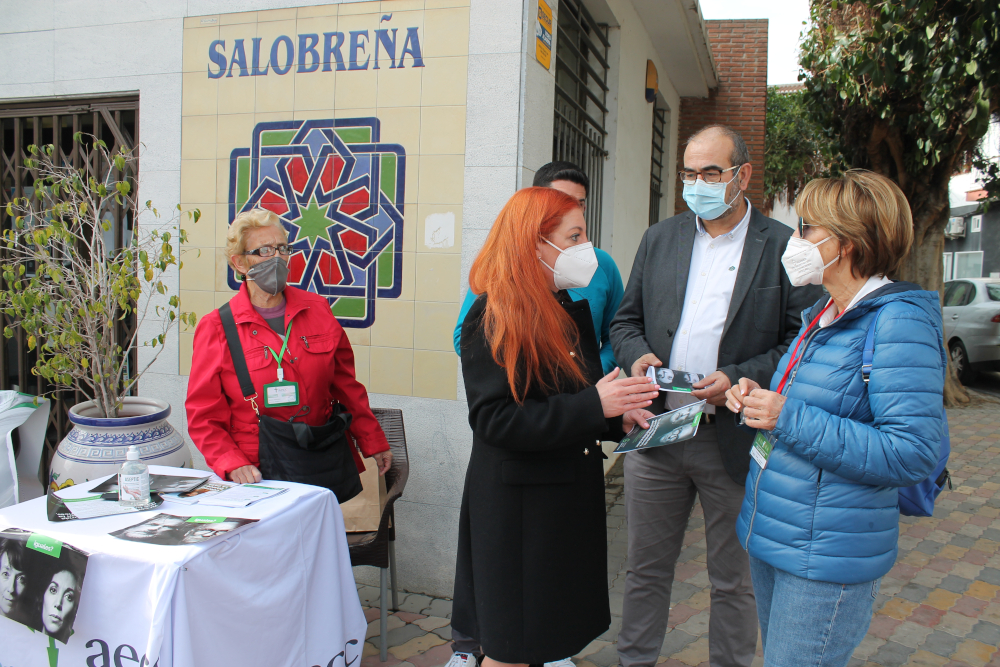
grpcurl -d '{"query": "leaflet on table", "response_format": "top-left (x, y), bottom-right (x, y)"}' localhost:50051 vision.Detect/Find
top-left (614, 400), bottom-right (707, 453)
top-left (110, 513), bottom-right (257, 545)
top-left (89, 473), bottom-right (211, 495)
top-left (0, 528), bottom-right (90, 644)
top-left (47, 489), bottom-right (164, 522)
top-left (646, 366), bottom-right (706, 394)
top-left (161, 480), bottom-right (238, 504)
top-left (196, 484), bottom-right (289, 508)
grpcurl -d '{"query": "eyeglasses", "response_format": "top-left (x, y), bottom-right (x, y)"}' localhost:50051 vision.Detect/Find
top-left (244, 244), bottom-right (292, 257)
top-left (797, 218), bottom-right (817, 237)
top-left (679, 164), bottom-right (743, 185)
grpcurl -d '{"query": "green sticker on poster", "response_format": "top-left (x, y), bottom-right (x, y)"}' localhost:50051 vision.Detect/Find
top-left (27, 533), bottom-right (63, 558)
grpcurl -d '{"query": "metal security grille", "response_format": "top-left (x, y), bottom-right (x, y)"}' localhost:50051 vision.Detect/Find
top-left (553, 0), bottom-right (609, 247)
top-left (0, 95), bottom-right (139, 482)
top-left (649, 106), bottom-right (667, 226)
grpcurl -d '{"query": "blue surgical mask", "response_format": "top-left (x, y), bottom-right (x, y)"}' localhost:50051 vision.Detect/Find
top-left (682, 166), bottom-right (743, 221)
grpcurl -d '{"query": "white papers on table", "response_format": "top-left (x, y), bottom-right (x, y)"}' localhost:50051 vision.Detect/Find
top-left (59, 495), bottom-right (148, 518)
top-left (162, 481), bottom-right (237, 505)
top-left (195, 484), bottom-right (289, 508)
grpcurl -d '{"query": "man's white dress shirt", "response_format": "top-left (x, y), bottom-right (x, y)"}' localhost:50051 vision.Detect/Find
top-left (667, 200), bottom-right (752, 413)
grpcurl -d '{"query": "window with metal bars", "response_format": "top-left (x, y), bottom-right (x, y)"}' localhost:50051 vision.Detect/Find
top-left (649, 106), bottom-right (667, 226)
top-left (553, 0), bottom-right (609, 247)
top-left (0, 95), bottom-right (139, 481)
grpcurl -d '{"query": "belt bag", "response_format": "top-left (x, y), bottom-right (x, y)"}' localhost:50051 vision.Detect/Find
top-left (218, 303), bottom-right (363, 503)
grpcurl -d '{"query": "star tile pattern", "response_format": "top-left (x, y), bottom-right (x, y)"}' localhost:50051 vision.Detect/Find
top-left (354, 406), bottom-right (1000, 667)
top-left (228, 118), bottom-right (406, 328)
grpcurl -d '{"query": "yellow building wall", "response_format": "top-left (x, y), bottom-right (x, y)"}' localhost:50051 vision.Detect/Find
top-left (178, 1), bottom-right (469, 401)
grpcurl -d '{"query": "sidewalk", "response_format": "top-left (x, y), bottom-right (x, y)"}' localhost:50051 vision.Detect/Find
top-left (356, 406), bottom-right (1000, 667)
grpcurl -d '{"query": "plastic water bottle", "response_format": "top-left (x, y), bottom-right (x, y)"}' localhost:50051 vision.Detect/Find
top-left (119, 445), bottom-right (150, 506)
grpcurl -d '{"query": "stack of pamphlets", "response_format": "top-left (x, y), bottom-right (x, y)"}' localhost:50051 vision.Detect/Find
top-left (189, 483), bottom-right (289, 508)
top-left (162, 481), bottom-right (238, 505)
top-left (614, 400), bottom-right (708, 453)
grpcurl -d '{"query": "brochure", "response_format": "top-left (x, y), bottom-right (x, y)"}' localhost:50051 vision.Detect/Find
top-left (90, 473), bottom-right (211, 495)
top-left (614, 400), bottom-right (707, 453)
top-left (109, 513), bottom-right (258, 545)
top-left (195, 484), bottom-right (289, 508)
top-left (47, 489), bottom-right (164, 522)
top-left (162, 481), bottom-right (237, 505)
top-left (646, 367), bottom-right (705, 394)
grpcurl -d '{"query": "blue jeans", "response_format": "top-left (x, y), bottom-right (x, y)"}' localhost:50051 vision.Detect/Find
top-left (750, 556), bottom-right (879, 667)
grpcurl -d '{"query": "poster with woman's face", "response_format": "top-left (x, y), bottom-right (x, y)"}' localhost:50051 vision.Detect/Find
top-left (0, 529), bottom-right (89, 645)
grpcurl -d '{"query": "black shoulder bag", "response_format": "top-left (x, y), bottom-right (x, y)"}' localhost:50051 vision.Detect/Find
top-left (218, 303), bottom-right (363, 503)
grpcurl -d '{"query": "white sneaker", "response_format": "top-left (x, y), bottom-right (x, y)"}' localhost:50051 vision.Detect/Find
top-left (445, 652), bottom-right (478, 667)
top-left (544, 659), bottom-right (575, 667)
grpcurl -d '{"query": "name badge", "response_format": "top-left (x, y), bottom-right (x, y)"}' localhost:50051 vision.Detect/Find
top-left (750, 430), bottom-right (775, 470)
top-left (263, 380), bottom-right (299, 408)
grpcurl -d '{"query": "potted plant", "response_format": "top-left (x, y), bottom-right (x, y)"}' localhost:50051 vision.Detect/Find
top-left (1, 134), bottom-right (199, 489)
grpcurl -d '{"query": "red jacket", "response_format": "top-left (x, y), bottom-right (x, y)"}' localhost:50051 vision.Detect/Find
top-left (185, 284), bottom-right (389, 479)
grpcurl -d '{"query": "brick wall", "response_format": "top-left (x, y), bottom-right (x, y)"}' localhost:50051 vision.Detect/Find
top-left (676, 19), bottom-right (768, 214)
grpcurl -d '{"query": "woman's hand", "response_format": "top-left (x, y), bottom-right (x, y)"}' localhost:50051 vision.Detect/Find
top-left (597, 367), bottom-right (660, 418)
top-left (724, 378), bottom-right (761, 414)
top-left (740, 388), bottom-right (786, 431)
top-left (372, 450), bottom-right (393, 476)
top-left (623, 409), bottom-right (657, 432)
top-left (230, 464), bottom-right (262, 484)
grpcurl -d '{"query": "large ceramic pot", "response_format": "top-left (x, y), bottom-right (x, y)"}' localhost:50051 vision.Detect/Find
top-left (48, 397), bottom-right (191, 491)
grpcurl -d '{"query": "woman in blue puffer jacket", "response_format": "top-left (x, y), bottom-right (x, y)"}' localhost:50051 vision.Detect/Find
top-left (724, 170), bottom-right (946, 667)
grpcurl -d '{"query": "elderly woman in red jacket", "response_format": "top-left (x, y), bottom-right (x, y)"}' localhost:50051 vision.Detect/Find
top-left (186, 208), bottom-right (391, 484)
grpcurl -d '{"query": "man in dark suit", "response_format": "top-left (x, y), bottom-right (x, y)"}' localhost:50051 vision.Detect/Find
top-left (611, 125), bottom-right (823, 667)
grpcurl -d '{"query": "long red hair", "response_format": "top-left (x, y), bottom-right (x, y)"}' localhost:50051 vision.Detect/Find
top-left (468, 187), bottom-right (588, 403)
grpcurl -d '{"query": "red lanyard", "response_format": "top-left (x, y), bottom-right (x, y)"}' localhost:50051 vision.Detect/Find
top-left (776, 300), bottom-right (835, 394)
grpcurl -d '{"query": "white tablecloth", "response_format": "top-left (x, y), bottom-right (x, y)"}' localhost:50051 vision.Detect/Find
top-left (0, 466), bottom-right (367, 667)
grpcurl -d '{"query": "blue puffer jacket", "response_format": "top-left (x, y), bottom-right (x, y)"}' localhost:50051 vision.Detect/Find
top-left (735, 281), bottom-right (946, 584)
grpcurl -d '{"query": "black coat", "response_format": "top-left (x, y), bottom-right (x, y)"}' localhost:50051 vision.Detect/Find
top-left (610, 208), bottom-right (825, 483)
top-left (452, 292), bottom-right (623, 664)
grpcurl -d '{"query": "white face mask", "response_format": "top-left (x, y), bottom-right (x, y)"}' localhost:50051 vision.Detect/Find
top-left (781, 235), bottom-right (839, 286)
top-left (539, 239), bottom-right (599, 290)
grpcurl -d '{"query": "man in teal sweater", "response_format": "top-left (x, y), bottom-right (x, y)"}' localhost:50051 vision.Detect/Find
top-left (452, 161), bottom-right (624, 375)
top-left (446, 162), bottom-right (624, 667)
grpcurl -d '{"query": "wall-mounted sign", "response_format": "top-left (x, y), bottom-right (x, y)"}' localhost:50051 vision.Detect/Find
top-left (207, 15), bottom-right (424, 79)
top-left (536, 0), bottom-right (553, 70)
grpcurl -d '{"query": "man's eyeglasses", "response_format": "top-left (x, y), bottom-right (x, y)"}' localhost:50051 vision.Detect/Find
top-left (244, 244), bottom-right (293, 257)
top-left (679, 164), bottom-right (742, 185)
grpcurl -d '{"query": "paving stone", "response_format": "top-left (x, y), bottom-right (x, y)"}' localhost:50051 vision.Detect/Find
top-left (938, 575), bottom-right (973, 594)
top-left (395, 611), bottom-right (427, 623)
top-left (587, 644), bottom-right (621, 667)
top-left (936, 611), bottom-right (978, 637)
top-left (660, 628), bottom-right (697, 657)
top-left (871, 640), bottom-right (915, 665)
top-left (978, 567), bottom-right (1000, 586)
top-left (920, 630), bottom-right (962, 658)
top-left (388, 634), bottom-right (447, 660)
top-left (916, 541), bottom-right (946, 556)
top-left (888, 621), bottom-right (933, 648)
top-left (409, 643), bottom-right (454, 667)
top-left (968, 621), bottom-right (1000, 646)
top-left (904, 649), bottom-right (951, 666)
top-left (367, 614), bottom-right (406, 640)
top-left (376, 623), bottom-right (428, 650)
top-left (669, 581), bottom-right (700, 605)
top-left (413, 616), bottom-right (450, 633)
top-left (898, 583), bottom-right (934, 603)
top-left (423, 598), bottom-right (453, 619)
top-left (397, 594), bottom-right (435, 615)
top-left (431, 625), bottom-right (452, 641)
top-left (671, 636), bottom-right (709, 666)
top-left (950, 638), bottom-right (996, 666)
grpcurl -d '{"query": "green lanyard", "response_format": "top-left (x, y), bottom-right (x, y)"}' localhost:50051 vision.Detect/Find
top-left (266, 318), bottom-right (294, 382)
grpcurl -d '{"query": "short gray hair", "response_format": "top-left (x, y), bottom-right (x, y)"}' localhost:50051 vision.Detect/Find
top-left (686, 125), bottom-right (750, 167)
